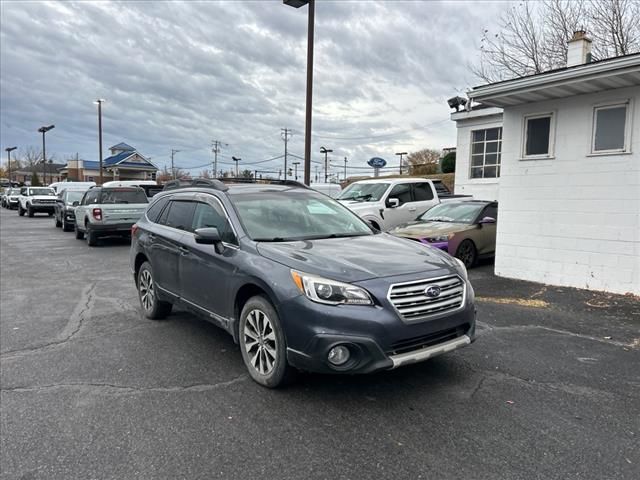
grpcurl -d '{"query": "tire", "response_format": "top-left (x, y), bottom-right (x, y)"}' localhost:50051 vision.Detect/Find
top-left (239, 295), bottom-right (295, 388)
top-left (85, 225), bottom-right (98, 246)
top-left (18, 204), bottom-right (25, 216)
top-left (74, 222), bottom-right (84, 239)
top-left (137, 262), bottom-right (172, 320)
top-left (455, 239), bottom-right (477, 269)
top-left (62, 221), bottom-right (73, 232)
top-left (27, 205), bottom-right (34, 217)
top-left (55, 214), bottom-right (62, 228)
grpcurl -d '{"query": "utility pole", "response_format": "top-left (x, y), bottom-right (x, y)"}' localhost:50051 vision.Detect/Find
top-left (343, 156), bottom-right (347, 181)
top-left (292, 161), bottom-right (300, 180)
top-left (5, 147), bottom-right (17, 184)
top-left (320, 146), bottom-right (332, 183)
top-left (94, 99), bottom-right (105, 185)
top-left (281, 128), bottom-right (291, 180)
top-left (395, 151), bottom-right (408, 175)
top-left (171, 149), bottom-right (180, 179)
top-left (232, 156), bottom-right (241, 177)
top-left (211, 140), bottom-right (226, 178)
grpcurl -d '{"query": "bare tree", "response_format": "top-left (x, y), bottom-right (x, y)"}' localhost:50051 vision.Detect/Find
top-left (406, 148), bottom-right (441, 176)
top-left (17, 146), bottom-right (43, 169)
top-left (473, 0), bottom-right (640, 82)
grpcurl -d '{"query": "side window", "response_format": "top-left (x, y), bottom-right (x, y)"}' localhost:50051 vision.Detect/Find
top-left (146, 196), bottom-right (170, 223)
top-left (387, 183), bottom-right (412, 206)
top-left (191, 201), bottom-right (237, 244)
top-left (163, 201), bottom-right (196, 232)
top-left (413, 183), bottom-right (434, 201)
top-left (84, 190), bottom-right (100, 205)
top-left (481, 205), bottom-right (498, 222)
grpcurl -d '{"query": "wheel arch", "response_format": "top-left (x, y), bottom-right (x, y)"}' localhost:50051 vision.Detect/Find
top-left (232, 281), bottom-right (280, 344)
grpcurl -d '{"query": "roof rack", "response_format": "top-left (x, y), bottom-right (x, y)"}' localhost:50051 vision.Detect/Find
top-left (162, 178), bottom-right (229, 192)
top-left (161, 177), bottom-right (311, 192)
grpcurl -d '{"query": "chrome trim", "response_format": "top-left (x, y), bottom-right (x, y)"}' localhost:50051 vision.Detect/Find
top-left (387, 274), bottom-right (466, 322)
top-left (156, 284), bottom-right (231, 327)
top-left (389, 335), bottom-right (470, 369)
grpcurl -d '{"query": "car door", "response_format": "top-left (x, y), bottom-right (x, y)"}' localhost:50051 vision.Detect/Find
top-left (474, 203), bottom-right (498, 255)
top-left (178, 195), bottom-right (239, 322)
top-left (383, 183), bottom-right (418, 229)
top-left (55, 191), bottom-right (65, 221)
top-left (148, 197), bottom-right (195, 297)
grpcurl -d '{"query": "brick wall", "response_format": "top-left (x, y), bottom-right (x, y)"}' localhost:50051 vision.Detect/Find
top-left (495, 85), bottom-right (640, 295)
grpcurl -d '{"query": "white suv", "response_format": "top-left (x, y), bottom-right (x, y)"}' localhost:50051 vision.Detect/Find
top-left (17, 186), bottom-right (57, 217)
top-left (337, 178), bottom-right (469, 231)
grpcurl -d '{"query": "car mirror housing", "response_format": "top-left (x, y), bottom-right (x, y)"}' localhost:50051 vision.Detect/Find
top-left (195, 227), bottom-right (222, 244)
top-left (72, 201), bottom-right (80, 207)
top-left (479, 216), bottom-right (496, 224)
top-left (387, 198), bottom-right (400, 208)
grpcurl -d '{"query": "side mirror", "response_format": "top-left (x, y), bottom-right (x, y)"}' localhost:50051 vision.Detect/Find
top-left (479, 216), bottom-right (496, 224)
top-left (387, 198), bottom-right (400, 208)
top-left (367, 220), bottom-right (380, 232)
top-left (72, 201), bottom-right (80, 207)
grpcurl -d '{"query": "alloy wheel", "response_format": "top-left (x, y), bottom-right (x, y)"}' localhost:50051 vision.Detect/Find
top-left (243, 309), bottom-right (277, 375)
top-left (139, 270), bottom-right (155, 312)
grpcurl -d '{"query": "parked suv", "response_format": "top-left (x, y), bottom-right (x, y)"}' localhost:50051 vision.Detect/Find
top-left (337, 178), bottom-right (471, 231)
top-left (54, 188), bottom-right (89, 232)
top-left (130, 179), bottom-right (476, 388)
top-left (17, 186), bottom-right (57, 217)
top-left (2, 188), bottom-right (21, 209)
top-left (74, 186), bottom-right (148, 246)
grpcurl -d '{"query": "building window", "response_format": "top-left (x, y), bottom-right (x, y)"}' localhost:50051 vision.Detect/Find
top-left (592, 102), bottom-right (629, 153)
top-left (523, 113), bottom-right (554, 158)
top-left (470, 127), bottom-right (502, 178)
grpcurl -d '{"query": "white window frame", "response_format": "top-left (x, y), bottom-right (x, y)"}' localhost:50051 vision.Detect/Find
top-left (590, 100), bottom-right (632, 155)
top-left (521, 112), bottom-right (555, 160)
top-left (468, 127), bottom-right (502, 179)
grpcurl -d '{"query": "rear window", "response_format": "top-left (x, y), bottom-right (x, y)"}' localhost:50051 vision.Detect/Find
top-left (99, 188), bottom-right (148, 204)
top-left (432, 181), bottom-right (450, 195)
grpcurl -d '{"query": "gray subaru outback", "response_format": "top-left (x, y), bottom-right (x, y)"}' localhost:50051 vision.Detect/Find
top-left (130, 179), bottom-right (476, 387)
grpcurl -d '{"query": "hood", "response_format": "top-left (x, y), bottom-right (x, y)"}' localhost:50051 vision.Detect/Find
top-left (390, 221), bottom-right (475, 239)
top-left (256, 233), bottom-right (456, 283)
top-left (338, 200), bottom-right (378, 210)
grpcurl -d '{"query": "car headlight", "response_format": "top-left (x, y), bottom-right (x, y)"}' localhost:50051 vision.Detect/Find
top-left (291, 270), bottom-right (373, 306)
top-left (452, 257), bottom-right (468, 280)
top-left (425, 234), bottom-right (452, 242)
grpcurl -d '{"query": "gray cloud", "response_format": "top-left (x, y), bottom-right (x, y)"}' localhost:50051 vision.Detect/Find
top-left (1, 0), bottom-right (505, 177)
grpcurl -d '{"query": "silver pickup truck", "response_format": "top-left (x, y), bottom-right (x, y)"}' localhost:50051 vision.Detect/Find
top-left (73, 186), bottom-right (148, 246)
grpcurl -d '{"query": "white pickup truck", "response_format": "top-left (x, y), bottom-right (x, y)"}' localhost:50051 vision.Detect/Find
top-left (17, 186), bottom-right (57, 217)
top-left (337, 178), bottom-right (471, 231)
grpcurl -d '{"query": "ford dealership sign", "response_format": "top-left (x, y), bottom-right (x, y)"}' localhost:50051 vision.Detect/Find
top-left (367, 157), bottom-right (387, 168)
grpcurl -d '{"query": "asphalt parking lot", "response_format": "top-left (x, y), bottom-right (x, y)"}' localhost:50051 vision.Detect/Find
top-left (1, 206), bottom-right (639, 480)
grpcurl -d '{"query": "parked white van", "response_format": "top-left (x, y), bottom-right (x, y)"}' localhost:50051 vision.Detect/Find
top-left (49, 181), bottom-right (96, 193)
top-left (311, 182), bottom-right (342, 198)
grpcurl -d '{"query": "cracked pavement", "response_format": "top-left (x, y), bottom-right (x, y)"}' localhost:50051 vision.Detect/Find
top-left (1, 207), bottom-right (639, 480)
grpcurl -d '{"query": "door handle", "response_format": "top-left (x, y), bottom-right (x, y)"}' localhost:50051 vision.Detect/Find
top-left (408, 207), bottom-right (417, 212)
top-left (179, 246), bottom-right (189, 255)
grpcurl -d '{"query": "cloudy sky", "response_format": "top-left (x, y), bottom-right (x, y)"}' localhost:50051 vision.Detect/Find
top-left (1, 0), bottom-right (504, 179)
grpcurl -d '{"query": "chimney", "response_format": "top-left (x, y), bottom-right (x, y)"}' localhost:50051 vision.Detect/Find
top-left (567, 30), bottom-right (592, 67)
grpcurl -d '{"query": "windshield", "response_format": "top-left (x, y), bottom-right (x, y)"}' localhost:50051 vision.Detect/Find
top-left (66, 191), bottom-right (85, 203)
top-left (30, 188), bottom-right (55, 196)
top-left (419, 202), bottom-right (485, 224)
top-left (337, 183), bottom-right (389, 202)
top-left (231, 189), bottom-right (373, 241)
top-left (99, 188), bottom-right (148, 204)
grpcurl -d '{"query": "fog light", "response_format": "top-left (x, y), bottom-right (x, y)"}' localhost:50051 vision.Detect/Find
top-left (327, 345), bottom-right (350, 366)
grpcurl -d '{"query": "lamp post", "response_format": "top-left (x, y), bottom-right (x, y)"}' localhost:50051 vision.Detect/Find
top-left (319, 146), bottom-right (332, 183)
top-left (94, 99), bottom-right (105, 185)
top-left (5, 146), bottom-right (17, 184)
top-left (283, 0), bottom-right (314, 186)
top-left (38, 125), bottom-right (55, 185)
top-left (395, 152), bottom-right (408, 175)
top-left (343, 156), bottom-right (347, 181)
top-left (232, 156), bottom-right (241, 177)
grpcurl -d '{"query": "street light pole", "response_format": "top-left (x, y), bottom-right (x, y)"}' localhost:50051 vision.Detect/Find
top-left (171, 149), bottom-right (180, 179)
top-left (38, 125), bottom-right (55, 185)
top-left (94, 99), bottom-right (105, 185)
top-left (319, 146), bottom-right (332, 183)
top-left (395, 152), bottom-right (408, 175)
top-left (343, 156), bottom-right (347, 181)
top-left (283, 0), bottom-right (314, 186)
top-left (5, 147), bottom-right (17, 184)
top-left (232, 156), bottom-right (241, 177)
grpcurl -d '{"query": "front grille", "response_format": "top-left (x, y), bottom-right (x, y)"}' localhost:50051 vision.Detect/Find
top-left (388, 275), bottom-right (465, 321)
top-left (35, 199), bottom-right (55, 204)
top-left (387, 324), bottom-right (468, 355)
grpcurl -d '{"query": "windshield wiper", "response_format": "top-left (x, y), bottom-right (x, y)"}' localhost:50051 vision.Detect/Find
top-left (301, 233), bottom-right (371, 240)
top-left (253, 237), bottom-right (296, 242)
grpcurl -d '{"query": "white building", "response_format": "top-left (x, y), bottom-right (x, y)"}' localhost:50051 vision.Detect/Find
top-left (451, 33), bottom-right (640, 295)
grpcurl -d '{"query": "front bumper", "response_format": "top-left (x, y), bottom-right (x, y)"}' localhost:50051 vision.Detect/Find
top-left (280, 277), bottom-right (476, 374)
top-left (29, 204), bottom-right (55, 212)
